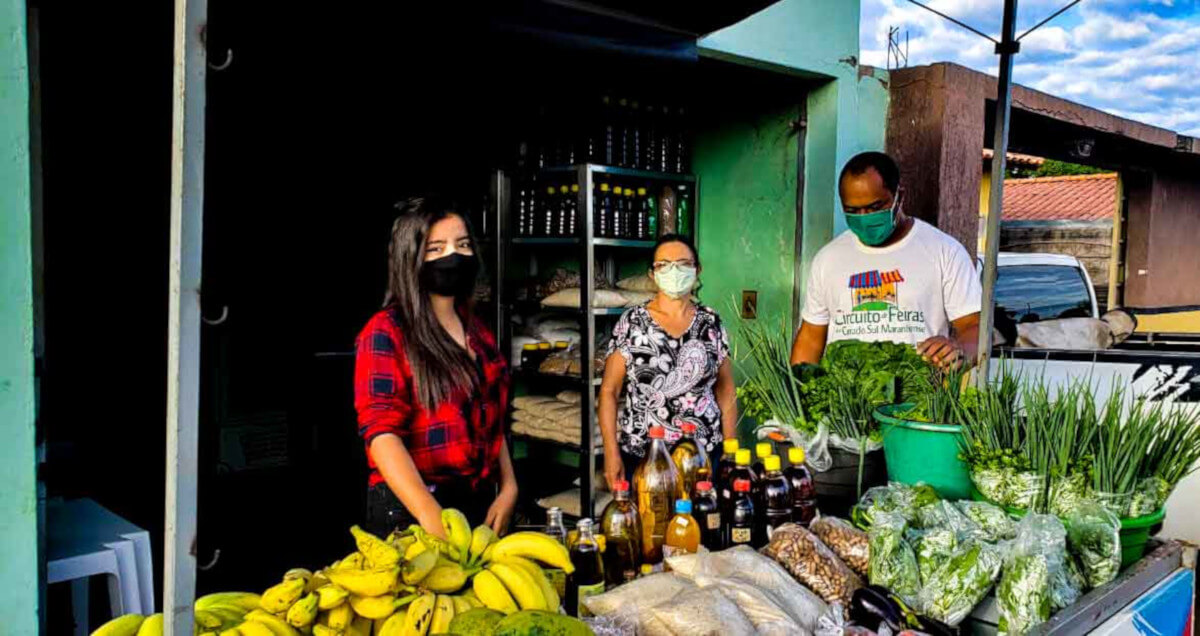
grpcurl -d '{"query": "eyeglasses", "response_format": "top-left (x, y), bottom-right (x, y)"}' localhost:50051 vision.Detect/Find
top-left (651, 259), bottom-right (696, 273)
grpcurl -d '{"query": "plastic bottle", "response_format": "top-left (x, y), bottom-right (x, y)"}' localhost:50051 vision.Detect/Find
top-left (752, 442), bottom-right (773, 481)
top-left (542, 185), bottom-right (558, 237)
top-left (543, 507), bottom-right (568, 599)
top-left (611, 186), bottom-right (624, 238)
top-left (762, 455), bottom-right (793, 540)
top-left (676, 184), bottom-right (691, 236)
top-left (565, 518), bottom-right (605, 618)
top-left (720, 448), bottom-right (757, 518)
top-left (623, 187), bottom-right (637, 240)
top-left (558, 185), bottom-right (572, 236)
top-left (663, 499), bottom-right (700, 563)
top-left (596, 182), bottom-right (612, 238)
top-left (692, 481), bottom-right (722, 551)
top-left (715, 439), bottom-right (739, 505)
top-left (646, 187), bottom-right (659, 237)
top-left (599, 480), bottom-right (641, 586)
top-left (785, 446), bottom-right (819, 527)
top-left (520, 343), bottom-right (539, 370)
top-left (568, 184), bottom-right (580, 235)
top-left (669, 423), bottom-right (711, 501)
top-left (727, 479), bottom-right (755, 548)
top-left (634, 425), bottom-right (680, 564)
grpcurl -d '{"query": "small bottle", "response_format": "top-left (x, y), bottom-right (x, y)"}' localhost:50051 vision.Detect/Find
top-left (617, 97), bottom-right (631, 167)
top-left (566, 518), bottom-right (605, 618)
top-left (517, 180), bottom-right (531, 236)
top-left (600, 94), bottom-right (615, 165)
top-left (520, 343), bottom-right (539, 370)
top-left (720, 448), bottom-right (757, 519)
top-left (646, 187), bottom-right (659, 237)
top-left (752, 442), bottom-right (773, 482)
top-left (543, 507), bottom-right (568, 599)
top-left (635, 187), bottom-right (649, 239)
top-left (634, 425), bottom-right (680, 565)
top-left (554, 341), bottom-right (570, 352)
top-left (692, 481), bottom-right (722, 551)
top-left (629, 100), bottom-right (642, 170)
top-left (727, 479), bottom-right (755, 548)
top-left (669, 422), bottom-right (711, 501)
top-left (762, 455), bottom-right (793, 540)
top-left (623, 187), bottom-right (637, 240)
top-left (536, 342), bottom-right (552, 370)
top-left (568, 184), bottom-right (580, 235)
top-left (715, 439), bottom-right (739, 505)
top-left (611, 186), bottom-right (624, 238)
top-left (785, 447), bottom-right (819, 527)
top-left (597, 183), bottom-right (612, 238)
top-left (599, 480), bottom-right (641, 586)
top-left (543, 185), bottom-right (558, 237)
top-left (558, 184), bottom-right (572, 236)
top-left (663, 499), bottom-right (700, 562)
top-left (677, 184), bottom-right (691, 236)
top-left (639, 563), bottom-right (654, 578)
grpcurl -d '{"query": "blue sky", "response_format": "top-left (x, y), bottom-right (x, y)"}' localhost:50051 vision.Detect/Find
top-left (860, 0), bottom-right (1200, 135)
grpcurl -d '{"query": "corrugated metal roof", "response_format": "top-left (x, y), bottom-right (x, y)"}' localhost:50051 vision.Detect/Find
top-left (1002, 173), bottom-right (1118, 222)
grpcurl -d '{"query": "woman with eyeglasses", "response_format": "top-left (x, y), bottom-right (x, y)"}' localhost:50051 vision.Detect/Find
top-left (598, 234), bottom-right (738, 490)
top-left (354, 196), bottom-right (516, 538)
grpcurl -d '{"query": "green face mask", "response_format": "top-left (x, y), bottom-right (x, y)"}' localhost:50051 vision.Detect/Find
top-left (845, 207), bottom-right (896, 246)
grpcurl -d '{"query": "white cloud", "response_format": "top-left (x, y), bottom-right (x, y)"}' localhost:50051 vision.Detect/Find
top-left (862, 0), bottom-right (1200, 135)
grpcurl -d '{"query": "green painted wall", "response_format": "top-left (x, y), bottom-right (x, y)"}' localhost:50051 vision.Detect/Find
top-left (0, 0), bottom-right (39, 630)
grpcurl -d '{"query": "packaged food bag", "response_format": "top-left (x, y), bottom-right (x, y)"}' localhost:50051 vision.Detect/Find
top-left (913, 528), bottom-right (956, 586)
top-left (853, 482), bottom-right (940, 529)
top-left (997, 514), bottom-right (1072, 635)
top-left (762, 522), bottom-right (863, 608)
top-left (1065, 500), bottom-right (1121, 589)
top-left (867, 512), bottom-right (920, 603)
top-left (916, 539), bottom-right (1002, 626)
top-left (811, 517), bottom-right (870, 577)
top-left (955, 500), bottom-right (1017, 542)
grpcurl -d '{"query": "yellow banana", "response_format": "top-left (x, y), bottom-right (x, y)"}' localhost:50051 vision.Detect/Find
top-left (401, 593), bottom-right (436, 636)
top-left (260, 578), bottom-right (306, 613)
top-left (314, 584), bottom-right (348, 610)
top-left (439, 510), bottom-right (472, 564)
top-left (349, 615), bottom-right (373, 636)
top-left (305, 570), bottom-right (331, 594)
top-left (135, 613), bottom-right (164, 636)
top-left (487, 562), bottom-right (546, 611)
top-left (471, 570), bottom-right (519, 615)
top-left (311, 626), bottom-right (338, 636)
top-left (283, 568), bottom-right (313, 583)
top-left (201, 604), bottom-right (247, 624)
top-left (325, 566), bottom-right (400, 597)
top-left (351, 525), bottom-right (401, 568)
top-left (404, 541), bottom-right (427, 561)
top-left (488, 532), bottom-right (574, 573)
top-left (217, 628), bottom-right (242, 636)
top-left (375, 613), bottom-right (404, 636)
top-left (235, 622), bottom-right (274, 636)
top-left (199, 632), bottom-right (217, 636)
top-left (347, 594), bottom-right (398, 620)
top-left (326, 603), bottom-right (354, 631)
top-left (467, 525), bottom-right (497, 566)
top-left (420, 563), bottom-right (470, 594)
top-left (197, 593), bottom-right (262, 613)
top-left (429, 595), bottom-right (455, 634)
top-left (193, 609), bottom-right (224, 630)
top-left (402, 550), bottom-right (438, 585)
top-left (338, 551), bottom-right (368, 570)
top-left (285, 592), bottom-right (319, 628)
top-left (450, 596), bottom-right (472, 615)
top-left (244, 610), bottom-right (302, 636)
top-left (496, 555), bottom-right (559, 611)
top-left (393, 534), bottom-right (418, 555)
top-left (481, 543), bottom-right (495, 563)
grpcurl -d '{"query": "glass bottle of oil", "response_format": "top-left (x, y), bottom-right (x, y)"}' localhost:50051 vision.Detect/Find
top-left (785, 446), bottom-right (819, 526)
top-left (669, 422), bottom-right (711, 500)
top-left (566, 518), bottom-right (605, 618)
top-left (762, 455), bottom-right (793, 541)
top-left (634, 425), bottom-right (680, 565)
top-left (663, 499), bottom-right (700, 562)
top-left (599, 479), bottom-right (641, 586)
top-left (692, 481), bottom-right (723, 551)
top-left (543, 507), bottom-right (568, 599)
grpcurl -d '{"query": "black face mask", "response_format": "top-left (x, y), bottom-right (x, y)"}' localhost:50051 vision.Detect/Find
top-left (419, 252), bottom-right (479, 297)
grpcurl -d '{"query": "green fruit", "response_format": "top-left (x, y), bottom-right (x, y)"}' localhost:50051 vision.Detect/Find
top-left (492, 610), bottom-right (592, 636)
top-left (446, 608), bottom-right (505, 636)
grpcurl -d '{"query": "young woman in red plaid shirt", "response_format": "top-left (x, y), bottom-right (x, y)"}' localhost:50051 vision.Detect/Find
top-left (355, 197), bottom-right (515, 539)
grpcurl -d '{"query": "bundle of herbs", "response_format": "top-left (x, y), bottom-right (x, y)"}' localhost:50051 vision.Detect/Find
top-left (1135, 405), bottom-right (1200, 515)
top-left (798, 339), bottom-right (932, 424)
top-left (733, 317), bottom-right (810, 433)
top-left (955, 365), bottom-right (1024, 506)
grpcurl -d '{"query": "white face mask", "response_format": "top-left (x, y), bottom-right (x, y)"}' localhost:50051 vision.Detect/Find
top-left (653, 264), bottom-right (698, 299)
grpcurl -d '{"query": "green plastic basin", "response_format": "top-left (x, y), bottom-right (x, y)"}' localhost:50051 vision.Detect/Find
top-left (874, 403), bottom-right (972, 500)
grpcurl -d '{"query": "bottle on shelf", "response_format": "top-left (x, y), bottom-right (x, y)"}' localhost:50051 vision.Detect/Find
top-left (565, 518), bottom-right (605, 618)
top-left (639, 563), bottom-right (654, 578)
top-left (599, 480), bottom-right (641, 587)
top-left (536, 342), bottom-right (552, 367)
top-left (669, 422), bottom-right (711, 501)
top-left (720, 448), bottom-right (757, 519)
top-left (600, 94), bottom-right (615, 166)
top-left (642, 104), bottom-right (659, 172)
top-left (629, 100), bottom-right (642, 171)
top-left (568, 184), bottom-right (580, 235)
top-left (715, 438), bottom-right (739, 505)
top-left (661, 105), bottom-right (676, 174)
top-left (727, 478), bottom-right (755, 549)
top-left (646, 186), bottom-right (659, 237)
top-left (636, 187), bottom-right (649, 239)
top-left (517, 179), bottom-right (532, 236)
top-left (658, 186), bottom-right (677, 235)
top-left (558, 184), bottom-right (572, 236)
top-left (596, 182), bottom-right (612, 238)
top-left (762, 455), bottom-right (793, 540)
top-left (634, 425), bottom-right (680, 565)
top-left (617, 97), bottom-right (631, 168)
top-left (623, 187), bottom-right (637, 240)
top-left (611, 186), bottom-right (623, 238)
top-left (544, 507), bottom-right (569, 599)
top-left (692, 481), bottom-right (722, 551)
top-left (542, 185), bottom-right (559, 237)
top-left (785, 446), bottom-right (819, 526)
top-left (674, 106), bottom-right (689, 173)
top-left (662, 499), bottom-right (700, 562)
top-left (752, 442), bottom-right (773, 482)
top-left (676, 184), bottom-right (691, 237)
top-left (520, 343), bottom-right (539, 370)
top-left (554, 341), bottom-right (570, 353)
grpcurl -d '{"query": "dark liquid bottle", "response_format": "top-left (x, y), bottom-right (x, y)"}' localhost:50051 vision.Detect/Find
top-left (727, 479), bottom-right (755, 548)
top-left (542, 185), bottom-right (558, 237)
top-left (596, 183), bottom-right (612, 238)
top-left (715, 439), bottom-right (739, 505)
top-left (611, 186), bottom-right (624, 238)
top-left (599, 480), bottom-right (641, 587)
top-left (720, 449), bottom-right (757, 528)
top-left (785, 447), bottom-right (819, 526)
top-left (566, 518), bottom-right (605, 618)
top-left (751, 442), bottom-right (773, 482)
top-left (762, 455), bottom-right (793, 541)
top-left (692, 481), bottom-right (723, 551)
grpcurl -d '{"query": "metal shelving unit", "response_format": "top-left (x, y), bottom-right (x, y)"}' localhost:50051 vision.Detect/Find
top-left (500, 163), bottom-right (697, 518)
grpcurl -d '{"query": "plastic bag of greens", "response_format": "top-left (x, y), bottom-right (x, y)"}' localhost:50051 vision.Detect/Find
top-left (853, 482), bottom-right (939, 529)
top-left (916, 539), bottom-right (1003, 626)
top-left (867, 512), bottom-right (921, 603)
top-left (1127, 477), bottom-right (1166, 518)
top-left (1065, 501), bottom-right (1121, 589)
top-left (913, 528), bottom-right (956, 586)
top-left (1048, 472), bottom-right (1091, 518)
top-left (956, 501), bottom-right (1017, 542)
top-left (971, 466), bottom-right (1010, 506)
top-left (915, 500), bottom-right (979, 537)
top-left (1008, 471), bottom-right (1046, 510)
top-left (1094, 490), bottom-right (1132, 519)
top-left (996, 514), bottom-right (1070, 635)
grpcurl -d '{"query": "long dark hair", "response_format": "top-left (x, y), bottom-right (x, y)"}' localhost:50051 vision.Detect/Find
top-left (384, 196), bottom-right (479, 410)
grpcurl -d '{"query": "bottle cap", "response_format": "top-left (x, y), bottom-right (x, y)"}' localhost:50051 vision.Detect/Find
top-left (560, 185), bottom-right (569, 194)
top-left (735, 449), bottom-right (751, 466)
top-left (734, 479), bottom-right (751, 493)
top-left (614, 479), bottom-right (630, 492)
top-left (756, 442), bottom-right (773, 459)
top-left (765, 455), bottom-right (782, 472)
top-left (675, 499), bottom-right (692, 515)
top-left (626, 189), bottom-right (634, 196)
top-left (571, 184), bottom-right (580, 192)
top-left (577, 518), bottom-right (594, 530)
top-left (600, 183), bottom-right (610, 191)
top-left (789, 446), bottom-right (806, 465)
top-left (723, 439), bottom-right (740, 454)
top-left (554, 341), bottom-right (569, 349)
top-left (613, 186), bottom-right (622, 195)
top-left (546, 186), bottom-right (556, 194)
top-left (681, 422), bottom-right (697, 434)
top-left (537, 343), bottom-right (552, 350)
top-left (522, 344), bottom-right (538, 351)
top-left (640, 564), bottom-right (653, 575)
top-left (695, 481), bottom-right (713, 492)
top-left (637, 187), bottom-right (647, 196)
top-left (649, 426), bottom-right (665, 440)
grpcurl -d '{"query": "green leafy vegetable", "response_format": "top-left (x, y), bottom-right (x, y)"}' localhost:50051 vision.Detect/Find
top-left (868, 512), bottom-right (921, 603)
top-left (956, 501), bottom-right (1017, 542)
top-left (916, 539), bottom-right (1003, 626)
top-left (1065, 501), bottom-right (1121, 589)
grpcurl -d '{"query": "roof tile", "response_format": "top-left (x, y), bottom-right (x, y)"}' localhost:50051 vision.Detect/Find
top-left (1001, 173), bottom-right (1118, 222)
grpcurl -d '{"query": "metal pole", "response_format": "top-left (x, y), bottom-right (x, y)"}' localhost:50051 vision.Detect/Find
top-left (976, 0), bottom-right (1019, 384)
top-left (165, 0), bottom-right (207, 632)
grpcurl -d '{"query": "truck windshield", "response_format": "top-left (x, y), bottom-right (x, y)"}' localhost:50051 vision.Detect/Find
top-left (995, 264), bottom-right (1093, 324)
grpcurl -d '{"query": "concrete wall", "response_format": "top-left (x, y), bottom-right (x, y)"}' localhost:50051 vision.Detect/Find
top-left (695, 0), bottom-right (891, 336)
top-left (1124, 169), bottom-right (1200, 308)
top-left (0, 0), bottom-right (39, 630)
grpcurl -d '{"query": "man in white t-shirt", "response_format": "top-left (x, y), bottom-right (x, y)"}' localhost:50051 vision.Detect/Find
top-left (790, 151), bottom-right (983, 369)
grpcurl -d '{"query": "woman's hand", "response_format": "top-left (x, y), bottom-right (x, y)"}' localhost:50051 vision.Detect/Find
top-left (604, 448), bottom-right (625, 492)
top-left (485, 483), bottom-right (518, 535)
top-left (416, 502), bottom-right (447, 540)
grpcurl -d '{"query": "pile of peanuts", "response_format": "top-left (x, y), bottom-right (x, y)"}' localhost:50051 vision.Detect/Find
top-left (811, 516), bottom-right (871, 577)
top-left (762, 522), bottom-right (863, 608)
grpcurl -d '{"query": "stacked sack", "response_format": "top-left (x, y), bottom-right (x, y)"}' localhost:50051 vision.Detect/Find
top-left (512, 392), bottom-right (604, 448)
